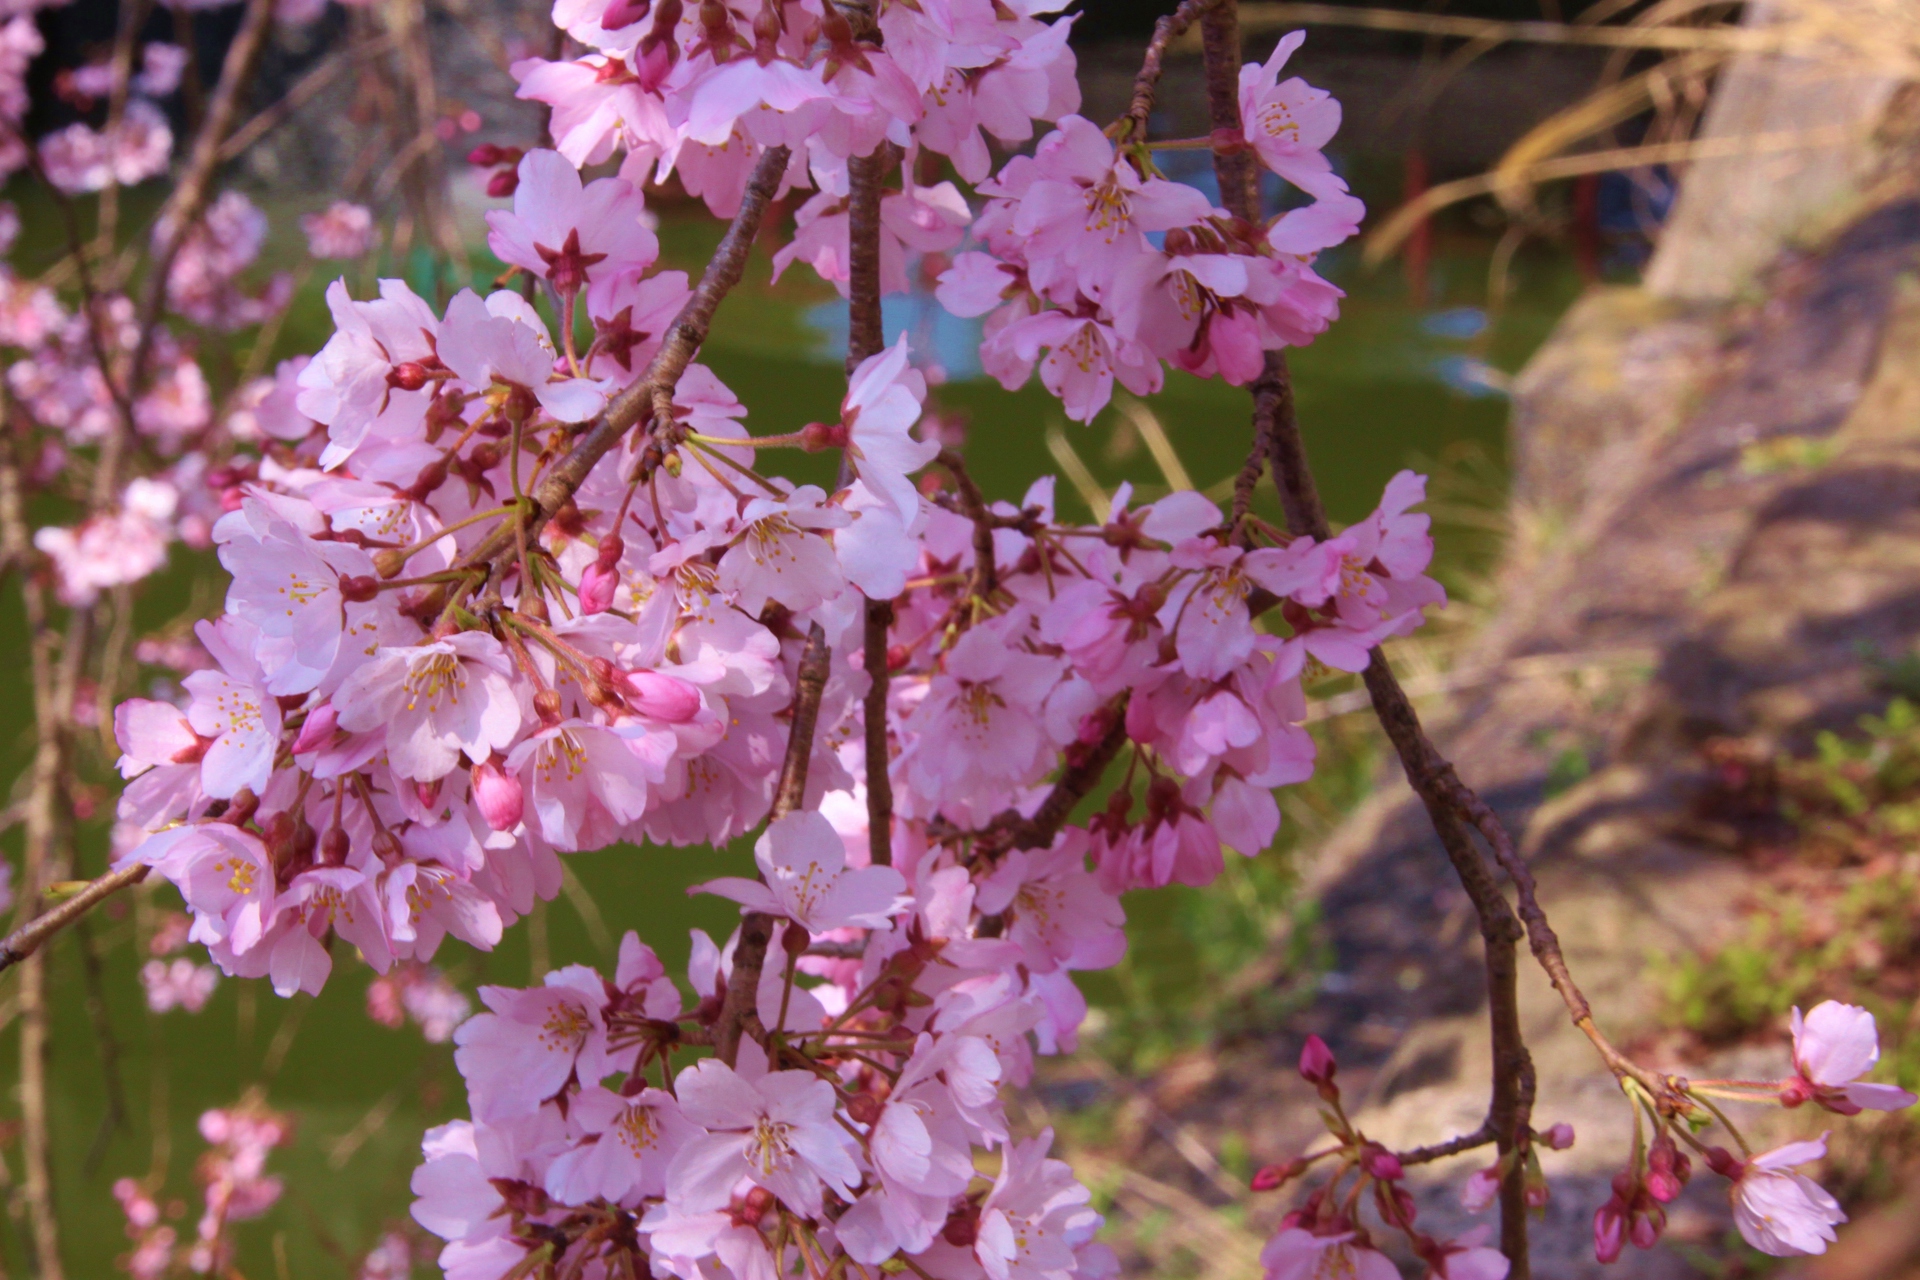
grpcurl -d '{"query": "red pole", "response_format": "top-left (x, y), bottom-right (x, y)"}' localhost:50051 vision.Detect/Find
top-left (1403, 149), bottom-right (1431, 306)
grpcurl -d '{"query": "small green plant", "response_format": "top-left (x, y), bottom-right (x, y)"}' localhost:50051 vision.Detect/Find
top-left (1666, 700), bottom-right (1920, 1064)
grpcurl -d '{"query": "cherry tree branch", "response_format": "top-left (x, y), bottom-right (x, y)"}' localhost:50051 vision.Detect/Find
top-left (846, 145), bottom-right (896, 868)
top-left (461, 144), bottom-right (794, 571)
top-left (1122, 0), bottom-right (1229, 144)
top-left (111, 0), bottom-right (277, 507)
top-left (714, 623), bottom-right (831, 1067)
top-left (0, 864), bottom-right (151, 978)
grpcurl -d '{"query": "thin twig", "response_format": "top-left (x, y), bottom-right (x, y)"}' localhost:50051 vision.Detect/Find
top-left (713, 623), bottom-right (831, 1067)
top-left (1121, 0), bottom-right (1228, 143)
top-left (0, 865), bottom-right (152, 976)
top-left (111, 0), bottom-right (278, 507)
top-left (218, 36), bottom-right (399, 162)
top-left (845, 142), bottom-right (896, 869)
top-left (937, 449), bottom-right (1000, 600)
top-left (460, 145), bottom-right (794, 571)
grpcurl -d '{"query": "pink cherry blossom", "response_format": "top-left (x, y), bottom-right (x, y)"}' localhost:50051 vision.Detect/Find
top-left (1260, 1228), bottom-right (1398, 1280)
top-left (1787, 1001), bottom-right (1918, 1114)
top-left (485, 149), bottom-right (659, 312)
top-left (697, 809), bottom-right (908, 933)
top-left (1729, 1135), bottom-right (1846, 1257)
top-left (301, 202), bottom-right (376, 259)
top-left (333, 632), bottom-right (522, 783)
top-left (1236, 32), bottom-right (1348, 200)
top-left (840, 337), bottom-right (940, 523)
top-left (667, 1056), bottom-right (861, 1217)
top-left (452, 968), bottom-right (613, 1122)
top-left (141, 958), bottom-right (220, 1013)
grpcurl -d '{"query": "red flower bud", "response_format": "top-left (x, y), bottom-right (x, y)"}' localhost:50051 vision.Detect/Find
top-left (1298, 1034), bottom-right (1337, 1086)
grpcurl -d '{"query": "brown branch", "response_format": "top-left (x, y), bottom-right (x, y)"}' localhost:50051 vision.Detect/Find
top-left (110, 0), bottom-right (277, 507)
top-left (461, 145), bottom-right (793, 571)
top-left (862, 600), bottom-right (895, 867)
top-left (0, 864), bottom-right (152, 978)
top-left (845, 142), bottom-right (897, 870)
top-left (713, 623), bottom-right (831, 1067)
top-left (936, 449), bottom-right (1000, 599)
top-left (1397, 1121), bottom-right (1497, 1169)
top-left (1121, 0), bottom-right (1228, 143)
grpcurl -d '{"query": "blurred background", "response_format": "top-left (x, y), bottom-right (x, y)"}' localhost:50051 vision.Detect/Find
top-left (9, 0), bottom-right (1920, 1276)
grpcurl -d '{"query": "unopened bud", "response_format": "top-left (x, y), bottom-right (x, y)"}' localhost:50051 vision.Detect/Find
top-left (534, 689), bottom-right (564, 727)
top-left (578, 562), bottom-right (618, 616)
top-left (886, 644), bottom-right (911, 673)
top-left (339, 574), bottom-right (380, 604)
top-left (626, 670), bottom-right (701, 723)
top-left (291, 701), bottom-right (340, 754)
top-left (940, 1208), bottom-right (979, 1249)
top-left (387, 362), bottom-right (429, 392)
top-left (1361, 1146), bottom-right (1404, 1182)
top-left (487, 168), bottom-right (520, 198)
top-left (373, 549), bottom-right (407, 580)
top-left (472, 759), bottom-right (525, 832)
top-left (1298, 1034), bottom-right (1336, 1087)
top-left (845, 1093), bottom-right (881, 1126)
top-left (1250, 1160), bottom-right (1301, 1192)
top-left (224, 788), bottom-right (259, 825)
top-left (1540, 1122), bottom-right (1575, 1150)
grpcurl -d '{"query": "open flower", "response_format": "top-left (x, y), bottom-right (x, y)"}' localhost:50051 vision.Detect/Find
top-left (695, 810), bottom-right (908, 933)
top-left (666, 1056), bottom-right (860, 1218)
top-left (333, 632), bottom-right (522, 783)
top-left (1787, 1001), bottom-right (1918, 1114)
top-left (1728, 1135), bottom-right (1847, 1257)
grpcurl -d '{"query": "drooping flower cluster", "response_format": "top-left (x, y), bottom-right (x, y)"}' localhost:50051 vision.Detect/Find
top-left (412, 874), bottom-right (1119, 1280)
top-left (109, 273), bottom-right (1445, 995)
top-left (112, 1099), bottom-right (292, 1280)
top-left (938, 37), bottom-right (1364, 422)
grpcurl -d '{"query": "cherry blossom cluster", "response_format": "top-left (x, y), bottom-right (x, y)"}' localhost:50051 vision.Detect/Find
top-left (107, 237), bottom-right (1445, 992)
top-left (113, 1098), bottom-right (292, 1280)
top-left (1244, 1002), bottom-right (1916, 1275)
top-left (937, 37), bottom-right (1362, 422)
top-left (411, 874), bottom-right (1118, 1280)
top-left (514, 0), bottom-right (1075, 226)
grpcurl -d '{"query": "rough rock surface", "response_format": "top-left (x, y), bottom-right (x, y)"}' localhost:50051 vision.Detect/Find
top-left (1074, 198), bottom-right (1920, 1277)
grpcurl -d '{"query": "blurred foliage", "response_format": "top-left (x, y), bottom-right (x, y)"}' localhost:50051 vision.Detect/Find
top-left (1664, 701), bottom-right (1920, 1096)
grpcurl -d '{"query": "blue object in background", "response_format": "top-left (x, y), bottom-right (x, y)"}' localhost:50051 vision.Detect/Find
top-left (807, 293), bottom-right (986, 381)
top-left (1420, 307), bottom-right (1489, 340)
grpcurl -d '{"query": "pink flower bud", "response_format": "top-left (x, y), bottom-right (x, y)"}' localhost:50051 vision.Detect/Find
top-left (472, 760), bottom-right (524, 832)
top-left (1461, 1166), bottom-right (1500, 1213)
top-left (291, 702), bottom-right (339, 754)
top-left (1250, 1163), bottom-right (1291, 1192)
top-left (625, 670), bottom-right (701, 723)
top-left (1361, 1145), bottom-right (1403, 1182)
top-left (1298, 1034), bottom-right (1337, 1086)
top-left (1629, 1203), bottom-right (1664, 1250)
top-left (1592, 1196), bottom-right (1627, 1264)
top-left (578, 562), bottom-right (618, 615)
top-left (1540, 1122), bottom-right (1575, 1150)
